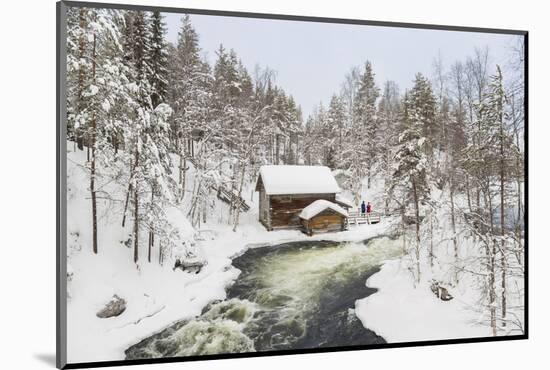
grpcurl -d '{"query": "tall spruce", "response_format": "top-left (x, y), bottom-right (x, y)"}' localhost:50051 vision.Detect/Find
top-left (353, 61), bottom-right (380, 188)
top-left (148, 11), bottom-right (169, 108)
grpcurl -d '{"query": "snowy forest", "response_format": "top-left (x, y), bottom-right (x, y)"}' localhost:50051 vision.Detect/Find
top-left (64, 6), bottom-right (525, 363)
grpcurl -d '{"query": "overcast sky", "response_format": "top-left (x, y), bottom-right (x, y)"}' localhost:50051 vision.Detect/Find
top-left (162, 12), bottom-right (522, 118)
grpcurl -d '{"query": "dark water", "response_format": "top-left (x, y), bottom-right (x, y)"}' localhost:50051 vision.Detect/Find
top-left (125, 237), bottom-right (401, 359)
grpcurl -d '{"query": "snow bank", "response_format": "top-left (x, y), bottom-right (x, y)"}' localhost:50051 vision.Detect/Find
top-left (355, 258), bottom-right (490, 343)
top-left (258, 165), bottom-right (341, 195)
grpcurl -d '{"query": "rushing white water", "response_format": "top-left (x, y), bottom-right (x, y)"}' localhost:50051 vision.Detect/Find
top-left (126, 236), bottom-right (403, 359)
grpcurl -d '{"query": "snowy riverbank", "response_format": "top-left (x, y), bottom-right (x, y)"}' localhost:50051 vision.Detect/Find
top-left (67, 221), bottom-right (395, 364)
top-left (355, 258), bottom-right (491, 343)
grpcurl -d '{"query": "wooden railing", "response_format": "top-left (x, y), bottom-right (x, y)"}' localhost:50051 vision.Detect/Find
top-left (187, 156), bottom-right (250, 212)
top-left (346, 211), bottom-right (382, 226)
top-left (215, 184), bottom-right (251, 212)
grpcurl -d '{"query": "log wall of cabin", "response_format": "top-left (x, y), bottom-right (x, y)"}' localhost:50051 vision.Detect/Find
top-left (269, 193), bottom-right (336, 229)
top-left (258, 182), bottom-right (271, 229)
top-left (301, 209), bottom-right (346, 234)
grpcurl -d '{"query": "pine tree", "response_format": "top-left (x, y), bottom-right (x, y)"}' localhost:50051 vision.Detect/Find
top-left (353, 61), bottom-right (380, 188)
top-left (377, 81), bottom-right (400, 215)
top-left (131, 11), bottom-right (151, 93)
top-left (471, 65), bottom-right (519, 333)
top-left (326, 94), bottom-right (347, 169)
top-left (282, 95), bottom-right (303, 165)
top-left (409, 73), bottom-right (438, 157)
top-left (167, 15), bottom-right (210, 200)
top-left (67, 8), bottom-right (133, 255)
top-left (390, 89), bottom-right (431, 284)
top-left (148, 11), bottom-right (169, 108)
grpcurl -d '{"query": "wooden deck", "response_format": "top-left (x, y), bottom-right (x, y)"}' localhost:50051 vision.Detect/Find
top-left (346, 211), bottom-right (382, 226)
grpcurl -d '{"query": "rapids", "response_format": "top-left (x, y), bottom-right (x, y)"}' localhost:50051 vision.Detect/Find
top-left (125, 236), bottom-right (402, 359)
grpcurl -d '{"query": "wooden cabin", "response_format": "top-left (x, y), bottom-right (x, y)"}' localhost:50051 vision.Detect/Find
top-left (255, 165), bottom-right (342, 231)
top-left (299, 200), bottom-right (349, 236)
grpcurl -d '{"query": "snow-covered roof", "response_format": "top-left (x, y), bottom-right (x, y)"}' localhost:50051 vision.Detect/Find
top-left (335, 194), bottom-right (354, 208)
top-left (257, 165), bottom-right (341, 195)
top-left (299, 200), bottom-right (348, 220)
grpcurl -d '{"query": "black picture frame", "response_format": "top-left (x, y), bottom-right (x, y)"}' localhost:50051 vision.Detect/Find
top-left (56, 1), bottom-right (529, 368)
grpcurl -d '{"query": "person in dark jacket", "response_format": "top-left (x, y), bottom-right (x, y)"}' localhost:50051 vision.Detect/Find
top-left (361, 201), bottom-right (366, 215)
top-left (366, 202), bottom-right (372, 214)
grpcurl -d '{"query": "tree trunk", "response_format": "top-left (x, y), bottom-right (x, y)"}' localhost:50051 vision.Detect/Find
top-left (514, 116), bottom-right (523, 267)
top-left (228, 162), bottom-right (240, 223)
top-left (412, 177), bottom-right (421, 284)
top-left (182, 156), bottom-right (187, 200)
top-left (367, 163), bottom-right (371, 189)
top-left (148, 231), bottom-right (152, 263)
top-left (490, 239), bottom-right (497, 336)
top-left (178, 147), bottom-right (183, 184)
top-left (271, 136), bottom-right (274, 164)
top-left (499, 93), bottom-right (507, 328)
top-left (202, 197), bottom-right (207, 224)
top-left (179, 147), bottom-right (187, 201)
top-left (476, 188), bottom-right (481, 213)
top-left (148, 188), bottom-right (154, 263)
top-left (158, 241), bottom-right (163, 265)
top-left (188, 177), bottom-right (202, 227)
top-left (232, 164), bottom-right (247, 232)
top-left (450, 180), bottom-right (459, 282)
top-left (275, 134), bottom-right (280, 164)
top-left (90, 33), bottom-right (98, 255)
top-left (76, 8), bottom-right (86, 152)
top-left (133, 146), bottom-right (139, 264)
top-left (466, 175), bottom-right (472, 213)
top-left (429, 211), bottom-right (434, 269)
top-left (121, 180), bottom-right (133, 228)
top-left (113, 135), bottom-right (118, 155)
top-left (485, 187), bottom-right (497, 336)
top-left (383, 178), bottom-right (390, 216)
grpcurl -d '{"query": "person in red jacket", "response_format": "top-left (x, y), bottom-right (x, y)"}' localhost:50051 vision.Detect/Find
top-left (366, 202), bottom-right (372, 214)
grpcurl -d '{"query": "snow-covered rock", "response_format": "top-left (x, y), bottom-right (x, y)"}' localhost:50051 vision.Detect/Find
top-left (96, 295), bottom-right (127, 318)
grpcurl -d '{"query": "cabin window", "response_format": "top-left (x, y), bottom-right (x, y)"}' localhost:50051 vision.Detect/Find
top-left (279, 196), bottom-right (292, 203)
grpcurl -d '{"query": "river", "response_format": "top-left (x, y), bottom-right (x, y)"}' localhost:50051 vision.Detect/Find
top-left (125, 235), bottom-right (402, 359)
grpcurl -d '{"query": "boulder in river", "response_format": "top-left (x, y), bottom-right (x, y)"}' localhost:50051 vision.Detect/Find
top-left (96, 294), bottom-right (127, 318)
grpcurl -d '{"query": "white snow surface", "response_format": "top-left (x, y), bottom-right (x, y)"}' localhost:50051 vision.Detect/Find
top-left (355, 258), bottom-right (491, 342)
top-left (66, 144), bottom-right (393, 363)
top-left (66, 142), bottom-right (513, 363)
top-left (354, 178), bottom-right (498, 343)
top-left (299, 199), bottom-right (348, 220)
top-left (258, 165), bottom-right (341, 195)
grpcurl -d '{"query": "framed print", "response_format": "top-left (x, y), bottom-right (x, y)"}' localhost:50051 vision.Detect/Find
top-left (56, 1), bottom-right (528, 368)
